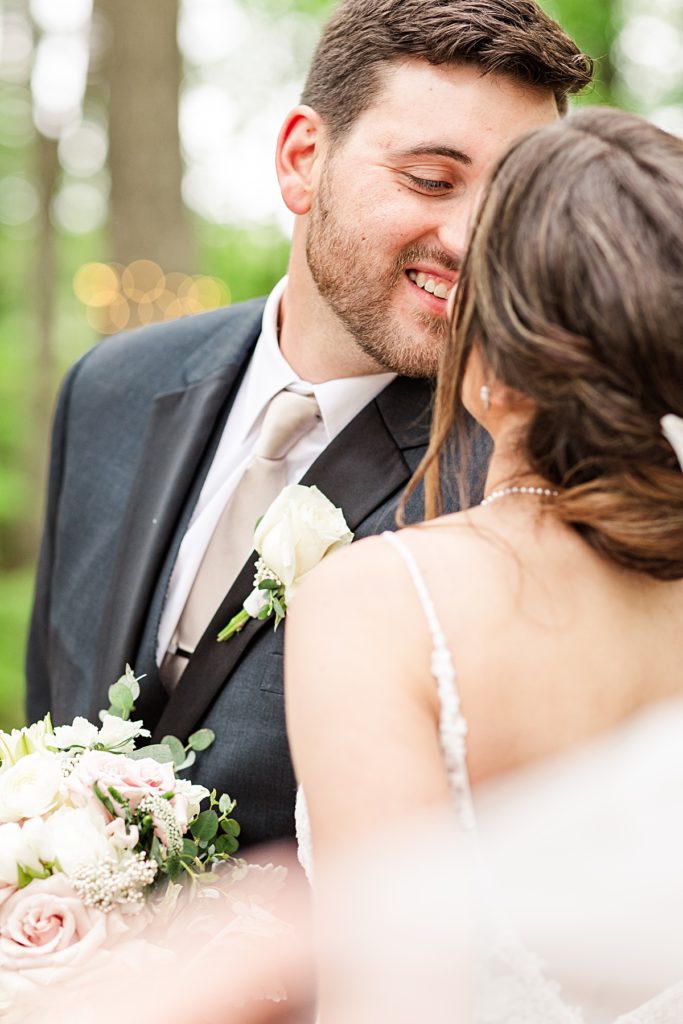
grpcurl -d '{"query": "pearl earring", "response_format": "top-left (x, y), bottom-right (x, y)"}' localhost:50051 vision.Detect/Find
top-left (480, 385), bottom-right (491, 412)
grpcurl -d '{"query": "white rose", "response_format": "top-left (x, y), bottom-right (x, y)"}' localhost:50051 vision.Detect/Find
top-left (95, 713), bottom-right (150, 753)
top-left (0, 719), bottom-right (54, 770)
top-left (0, 754), bottom-right (64, 823)
top-left (255, 484), bottom-right (353, 602)
top-left (42, 807), bottom-right (114, 876)
top-left (48, 716), bottom-right (99, 751)
top-left (0, 820), bottom-right (49, 886)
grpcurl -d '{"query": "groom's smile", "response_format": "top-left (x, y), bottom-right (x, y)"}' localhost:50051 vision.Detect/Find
top-left (405, 265), bottom-right (458, 312)
top-left (304, 59), bottom-right (559, 378)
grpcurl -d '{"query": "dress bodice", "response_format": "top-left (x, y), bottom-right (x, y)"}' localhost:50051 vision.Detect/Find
top-left (294, 531), bottom-right (683, 1024)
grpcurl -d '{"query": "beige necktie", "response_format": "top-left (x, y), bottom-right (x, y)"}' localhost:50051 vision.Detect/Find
top-left (160, 389), bottom-right (320, 689)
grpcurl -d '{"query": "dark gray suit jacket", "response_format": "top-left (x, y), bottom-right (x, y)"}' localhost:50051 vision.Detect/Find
top-left (26, 298), bottom-right (488, 847)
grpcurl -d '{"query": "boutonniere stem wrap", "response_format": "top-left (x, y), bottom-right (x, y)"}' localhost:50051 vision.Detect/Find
top-left (218, 484), bottom-right (354, 642)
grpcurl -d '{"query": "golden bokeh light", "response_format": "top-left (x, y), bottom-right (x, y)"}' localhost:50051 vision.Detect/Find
top-left (121, 260), bottom-right (166, 303)
top-left (73, 261), bottom-right (232, 335)
top-left (73, 262), bottom-right (120, 308)
top-left (86, 293), bottom-right (130, 334)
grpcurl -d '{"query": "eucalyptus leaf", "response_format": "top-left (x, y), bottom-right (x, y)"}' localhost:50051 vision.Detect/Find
top-left (128, 744), bottom-right (174, 764)
top-left (160, 734), bottom-right (186, 767)
top-left (218, 793), bottom-right (234, 814)
top-left (108, 681), bottom-right (134, 710)
top-left (188, 728), bottom-right (215, 752)
top-left (176, 750), bottom-right (197, 772)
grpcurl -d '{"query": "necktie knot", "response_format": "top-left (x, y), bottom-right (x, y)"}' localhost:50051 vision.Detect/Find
top-left (255, 390), bottom-right (320, 461)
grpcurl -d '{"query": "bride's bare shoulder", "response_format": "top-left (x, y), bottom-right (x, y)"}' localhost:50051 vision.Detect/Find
top-left (289, 508), bottom-right (524, 624)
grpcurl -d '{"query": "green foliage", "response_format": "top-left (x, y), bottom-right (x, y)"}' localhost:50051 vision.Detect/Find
top-left (106, 665), bottom-right (143, 720)
top-left (160, 734), bottom-right (186, 767)
top-left (190, 809), bottom-right (219, 845)
top-left (188, 728), bottom-right (215, 752)
top-left (128, 743), bottom-right (175, 764)
top-left (0, 568), bottom-right (32, 730)
top-left (539, 0), bottom-right (620, 107)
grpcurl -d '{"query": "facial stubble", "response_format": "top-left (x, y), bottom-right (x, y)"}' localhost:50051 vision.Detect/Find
top-left (305, 162), bottom-right (451, 379)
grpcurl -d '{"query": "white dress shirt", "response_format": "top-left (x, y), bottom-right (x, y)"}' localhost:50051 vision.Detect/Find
top-left (156, 277), bottom-right (396, 663)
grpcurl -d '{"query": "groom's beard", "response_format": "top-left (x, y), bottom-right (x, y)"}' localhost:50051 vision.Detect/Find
top-left (305, 167), bottom-right (451, 379)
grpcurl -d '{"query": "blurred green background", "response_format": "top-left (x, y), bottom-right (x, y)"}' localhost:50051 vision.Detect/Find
top-left (1, 0), bottom-right (681, 729)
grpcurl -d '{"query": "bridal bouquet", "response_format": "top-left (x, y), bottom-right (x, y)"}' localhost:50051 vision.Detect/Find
top-left (0, 666), bottom-right (244, 1015)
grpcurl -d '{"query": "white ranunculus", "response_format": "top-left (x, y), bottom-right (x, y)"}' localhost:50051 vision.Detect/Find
top-left (0, 719), bottom-right (54, 770)
top-left (43, 807), bottom-right (114, 875)
top-left (0, 754), bottom-right (64, 823)
top-left (95, 713), bottom-right (150, 753)
top-left (49, 716), bottom-right (99, 751)
top-left (255, 484), bottom-right (353, 602)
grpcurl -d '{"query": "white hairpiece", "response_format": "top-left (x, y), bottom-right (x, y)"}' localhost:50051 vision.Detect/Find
top-left (660, 414), bottom-right (683, 471)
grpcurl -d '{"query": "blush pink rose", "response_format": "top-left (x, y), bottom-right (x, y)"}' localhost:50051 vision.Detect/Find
top-left (0, 875), bottom-right (121, 972)
top-left (0, 885), bottom-right (15, 909)
top-left (65, 751), bottom-right (177, 820)
top-left (0, 876), bottom-right (150, 1010)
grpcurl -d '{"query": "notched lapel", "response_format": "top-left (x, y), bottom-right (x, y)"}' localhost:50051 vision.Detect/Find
top-left (152, 384), bottom-right (430, 741)
top-left (91, 309), bottom-right (264, 718)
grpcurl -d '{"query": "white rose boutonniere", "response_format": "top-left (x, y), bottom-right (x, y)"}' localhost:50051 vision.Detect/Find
top-left (217, 484), bottom-right (353, 641)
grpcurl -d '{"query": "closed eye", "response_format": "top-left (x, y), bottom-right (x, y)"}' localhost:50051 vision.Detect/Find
top-left (405, 173), bottom-right (454, 195)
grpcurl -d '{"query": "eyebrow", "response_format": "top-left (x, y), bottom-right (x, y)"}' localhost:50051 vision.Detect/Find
top-left (394, 144), bottom-right (473, 167)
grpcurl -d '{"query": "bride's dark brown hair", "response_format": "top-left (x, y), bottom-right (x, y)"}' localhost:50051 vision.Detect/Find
top-left (408, 107), bottom-right (683, 580)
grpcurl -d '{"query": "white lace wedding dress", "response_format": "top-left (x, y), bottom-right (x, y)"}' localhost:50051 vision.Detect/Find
top-left (295, 532), bottom-right (683, 1024)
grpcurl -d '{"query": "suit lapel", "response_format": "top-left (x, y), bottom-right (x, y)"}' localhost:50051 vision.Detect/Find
top-left (92, 307), bottom-right (263, 717)
top-left (151, 377), bottom-right (433, 741)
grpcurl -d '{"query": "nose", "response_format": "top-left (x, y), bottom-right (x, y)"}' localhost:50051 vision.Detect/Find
top-left (435, 195), bottom-right (479, 268)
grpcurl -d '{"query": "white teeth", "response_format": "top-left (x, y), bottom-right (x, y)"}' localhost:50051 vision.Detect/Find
top-left (406, 270), bottom-right (449, 299)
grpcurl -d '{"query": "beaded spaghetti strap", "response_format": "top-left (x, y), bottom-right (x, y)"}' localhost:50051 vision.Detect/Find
top-left (382, 531), bottom-right (475, 831)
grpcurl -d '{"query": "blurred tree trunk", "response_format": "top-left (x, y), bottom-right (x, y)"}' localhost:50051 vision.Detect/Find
top-left (20, 131), bottom-right (60, 563)
top-left (95, 0), bottom-right (194, 271)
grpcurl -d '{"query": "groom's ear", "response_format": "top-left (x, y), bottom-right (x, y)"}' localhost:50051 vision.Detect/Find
top-left (276, 105), bottom-right (326, 216)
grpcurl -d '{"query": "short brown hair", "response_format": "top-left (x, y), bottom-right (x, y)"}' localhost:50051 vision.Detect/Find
top-left (302, 0), bottom-right (593, 137)
top-left (415, 107), bottom-right (683, 581)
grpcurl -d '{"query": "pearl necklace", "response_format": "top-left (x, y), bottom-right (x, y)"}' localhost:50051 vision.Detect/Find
top-left (480, 484), bottom-right (560, 507)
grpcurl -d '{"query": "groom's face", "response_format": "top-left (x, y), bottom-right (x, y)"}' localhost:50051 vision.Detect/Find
top-left (306, 60), bottom-right (558, 377)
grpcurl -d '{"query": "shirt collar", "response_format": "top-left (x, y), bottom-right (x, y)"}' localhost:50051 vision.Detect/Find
top-left (241, 276), bottom-right (397, 443)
